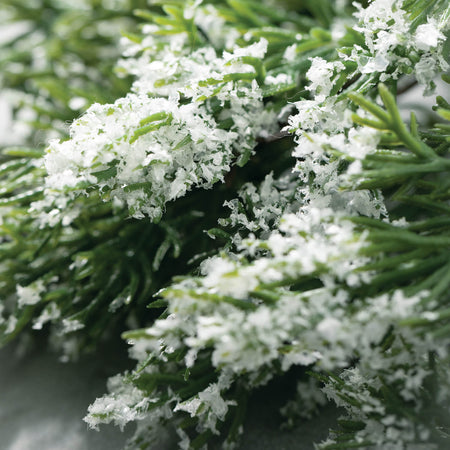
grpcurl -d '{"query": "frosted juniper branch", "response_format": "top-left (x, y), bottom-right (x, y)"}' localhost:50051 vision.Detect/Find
top-left (0, 0), bottom-right (306, 356)
top-left (83, 1), bottom-right (450, 448)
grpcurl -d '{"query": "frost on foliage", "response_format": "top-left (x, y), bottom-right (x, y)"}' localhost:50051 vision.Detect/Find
top-left (32, 303), bottom-right (61, 331)
top-left (85, 374), bottom-right (154, 431)
top-left (43, 38), bottom-right (276, 221)
top-left (174, 371), bottom-right (236, 434)
top-left (82, 0), bottom-right (450, 444)
top-left (349, 0), bottom-right (449, 88)
top-left (3, 0), bottom-right (450, 448)
top-left (288, 94), bottom-right (386, 217)
top-left (318, 332), bottom-right (449, 450)
top-left (218, 171), bottom-right (300, 241)
top-left (306, 58), bottom-right (345, 102)
top-left (90, 232), bottom-right (443, 445)
top-left (16, 280), bottom-right (45, 308)
top-left (156, 272), bottom-right (428, 376)
top-left (121, 209), bottom-right (374, 377)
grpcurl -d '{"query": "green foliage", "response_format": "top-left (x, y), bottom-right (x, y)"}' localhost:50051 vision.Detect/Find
top-left (0, 0), bottom-right (449, 449)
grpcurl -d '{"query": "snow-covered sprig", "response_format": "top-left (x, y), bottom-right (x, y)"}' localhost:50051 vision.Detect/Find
top-left (85, 99), bottom-right (450, 447)
top-left (83, 3), bottom-right (450, 447)
top-left (344, 0), bottom-right (449, 89)
top-left (316, 339), bottom-right (450, 450)
top-left (213, 171), bottom-right (300, 250)
top-left (40, 0), bottom-right (350, 224)
top-left (0, 148), bottom-right (230, 358)
top-left (43, 73), bottom-right (273, 222)
top-left (83, 89), bottom-right (450, 443)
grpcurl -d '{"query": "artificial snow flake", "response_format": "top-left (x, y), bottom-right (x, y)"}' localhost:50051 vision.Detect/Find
top-left (414, 20), bottom-right (445, 52)
top-left (16, 280), bottom-right (45, 308)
